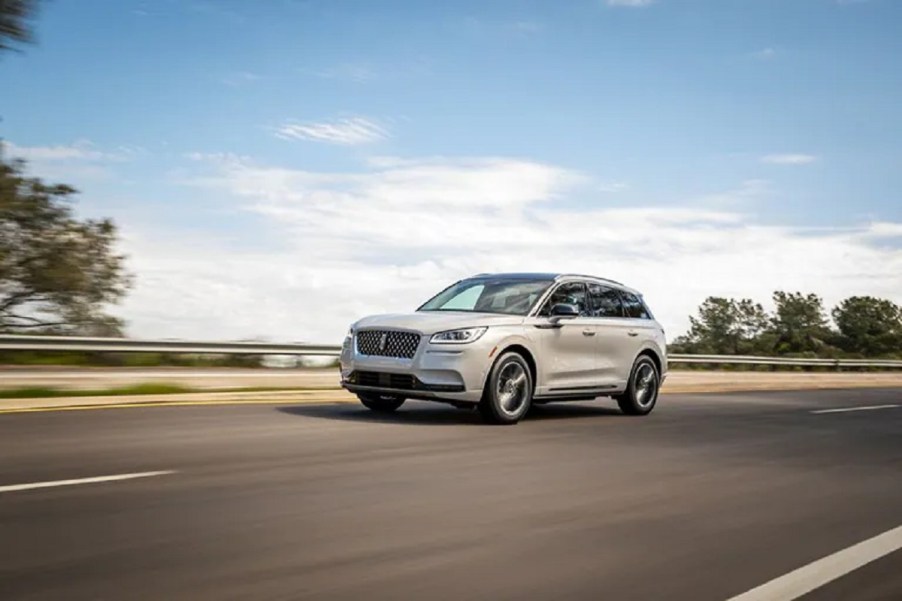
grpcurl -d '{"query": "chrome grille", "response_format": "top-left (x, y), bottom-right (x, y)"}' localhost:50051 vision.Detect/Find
top-left (355, 330), bottom-right (421, 359)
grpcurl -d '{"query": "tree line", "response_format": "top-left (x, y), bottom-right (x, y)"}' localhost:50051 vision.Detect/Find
top-left (669, 292), bottom-right (902, 359)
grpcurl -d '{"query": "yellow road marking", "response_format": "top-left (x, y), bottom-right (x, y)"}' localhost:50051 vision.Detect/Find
top-left (0, 397), bottom-right (358, 415)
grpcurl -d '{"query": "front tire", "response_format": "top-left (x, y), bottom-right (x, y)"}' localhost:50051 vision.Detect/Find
top-left (615, 355), bottom-right (660, 416)
top-left (479, 352), bottom-right (533, 425)
top-left (358, 393), bottom-right (405, 413)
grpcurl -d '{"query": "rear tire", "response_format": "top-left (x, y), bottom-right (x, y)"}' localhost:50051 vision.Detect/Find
top-left (615, 355), bottom-right (659, 416)
top-left (478, 352), bottom-right (533, 425)
top-left (358, 393), bottom-right (405, 413)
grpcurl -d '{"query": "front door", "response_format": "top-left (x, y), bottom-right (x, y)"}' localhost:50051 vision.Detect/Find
top-left (528, 281), bottom-right (601, 394)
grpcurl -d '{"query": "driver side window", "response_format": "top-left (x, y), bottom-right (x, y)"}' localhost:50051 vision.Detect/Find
top-left (539, 282), bottom-right (587, 317)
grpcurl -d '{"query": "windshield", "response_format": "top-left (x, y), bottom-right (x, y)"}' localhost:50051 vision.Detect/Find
top-left (418, 278), bottom-right (553, 316)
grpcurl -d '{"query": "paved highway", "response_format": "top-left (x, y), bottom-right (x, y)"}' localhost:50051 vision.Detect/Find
top-left (1, 389), bottom-right (900, 600)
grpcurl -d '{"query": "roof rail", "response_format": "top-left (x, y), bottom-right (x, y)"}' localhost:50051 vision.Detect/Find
top-left (556, 273), bottom-right (625, 287)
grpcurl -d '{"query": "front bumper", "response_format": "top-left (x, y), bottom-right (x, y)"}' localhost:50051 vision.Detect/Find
top-left (339, 334), bottom-right (492, 404)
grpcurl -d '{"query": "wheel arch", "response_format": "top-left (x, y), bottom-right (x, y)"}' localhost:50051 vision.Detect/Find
top-left (636, 347), bottom-right (663, 376)
top-left (488, 343), bottom-right (538, 394)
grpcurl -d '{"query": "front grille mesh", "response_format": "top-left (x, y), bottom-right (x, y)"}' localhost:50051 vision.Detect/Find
top-left (355, 330), bottom-right (421, 359)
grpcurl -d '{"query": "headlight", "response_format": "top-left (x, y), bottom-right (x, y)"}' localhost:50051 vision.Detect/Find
top-left (430, 327), bottom-right (487, 344)
top-left (343, 327), bottom-right (353, 345)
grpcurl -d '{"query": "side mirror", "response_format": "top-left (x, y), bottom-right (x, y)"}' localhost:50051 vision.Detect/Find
top-left (550, 303), bottom-right (579, 322)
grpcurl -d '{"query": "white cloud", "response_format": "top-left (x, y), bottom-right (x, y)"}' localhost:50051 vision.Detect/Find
top-left (6, 139), bottom-right (124, 162)
top-left (5, 140), bottom-right (136, 180)
top-left (865, 222), bottom-right (902, 238)
top-left (760, 153), bottom-right (818, 165)
top-left (274, 117), bottom-right (388, 145)
top-left (112, 154), bottom-right (902, 345)
top-left (606, 0), bottom-right (655, 7)
top-left (752, 47), bottom-right (778, 60)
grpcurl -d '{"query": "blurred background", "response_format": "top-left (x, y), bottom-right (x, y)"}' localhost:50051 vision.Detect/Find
top-left (2, 0), bottom-right (900, 354)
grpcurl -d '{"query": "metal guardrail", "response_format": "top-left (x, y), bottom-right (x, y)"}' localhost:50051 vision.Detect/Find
top-left (0, 335), bottom-right (900, 368)
top-left (0, 335), bottom-right (341, 356)
top-left (669, 354), bottom-right (902, 369)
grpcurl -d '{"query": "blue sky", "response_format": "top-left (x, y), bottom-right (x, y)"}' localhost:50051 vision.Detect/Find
top-left (3, 0), bottom-right (901, 341)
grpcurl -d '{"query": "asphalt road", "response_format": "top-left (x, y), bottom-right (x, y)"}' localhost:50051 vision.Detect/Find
top-left (3, 366), bottom-right (902, 395)
top-left (1, 389), bottom-right (900, 600)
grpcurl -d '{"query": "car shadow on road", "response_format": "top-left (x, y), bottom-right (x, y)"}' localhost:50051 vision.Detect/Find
top-left (277, 400), bottom-right (623, 426)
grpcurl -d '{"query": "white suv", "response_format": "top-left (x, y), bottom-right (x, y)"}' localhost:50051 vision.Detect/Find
top-left (340, 273), bottom-right (667, 424)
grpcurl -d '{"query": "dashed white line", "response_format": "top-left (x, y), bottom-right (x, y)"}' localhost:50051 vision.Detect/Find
top-left (725, 524), bottom-right (902, 601)
top-left (0, 470), bottom-right (176, 493)
top-left (811, 404), bottom-right (900, 415)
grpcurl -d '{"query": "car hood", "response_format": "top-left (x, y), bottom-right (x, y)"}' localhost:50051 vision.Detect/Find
top-left (353, 312), bottom-right (524, 336)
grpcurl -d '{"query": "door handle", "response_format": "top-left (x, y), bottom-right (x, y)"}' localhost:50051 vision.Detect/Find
top-left (582, 329), bottom-right (596, 337)
top-left (627, 331), bottom-right (639, 337)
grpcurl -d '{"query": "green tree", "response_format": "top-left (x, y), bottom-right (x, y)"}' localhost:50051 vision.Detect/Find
top-left (681, 297), bottom-right (770, 354)
top-left (770, 291), bottom-right (832, 354)
top-left (1, 0), bottom-right (38, 53)
top-left (0, 157), bottom-right (132, 335)
top-left (832, 296), bottom-right (902, 357)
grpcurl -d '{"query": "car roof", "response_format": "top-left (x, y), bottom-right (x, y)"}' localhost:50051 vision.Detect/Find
top-left (469, 272), bottom-right (637, 293)
top-left (469, 272), bottom-right (560, 281)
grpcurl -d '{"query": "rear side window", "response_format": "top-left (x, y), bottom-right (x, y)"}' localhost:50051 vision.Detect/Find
top-left (620, 291), bottom-right (651, 319)
top-left (539, 282), bottom-right (587, 316)
top-left (588, 284), bottom-right (624, 318)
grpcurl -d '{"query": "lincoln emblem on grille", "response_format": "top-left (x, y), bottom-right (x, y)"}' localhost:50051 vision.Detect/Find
top-left (379, 333), bottom-right (388, 351)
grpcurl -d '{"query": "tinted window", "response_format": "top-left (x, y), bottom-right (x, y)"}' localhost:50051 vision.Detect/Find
top-left (588, 284), bottom-right (624, 317)
top-left (539, 282), bottom-right (587, 316)
top-left (620, 291), bottom-right (651, 319)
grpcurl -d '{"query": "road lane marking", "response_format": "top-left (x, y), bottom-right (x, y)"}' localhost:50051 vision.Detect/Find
top-left (0, 470), bottom-right (176, 493)
top-left (811, 404), bottom-right (899, 414)
top-left (725, 524), bottom-right (902, 601)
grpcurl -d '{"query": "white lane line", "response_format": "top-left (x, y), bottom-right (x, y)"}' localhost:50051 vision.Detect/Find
top-left (726, 524), bottom-right (902, 601)
top-left (0, 470), bottom-right (176, 493)
top-left (811, 404), bottom-right (900, 415)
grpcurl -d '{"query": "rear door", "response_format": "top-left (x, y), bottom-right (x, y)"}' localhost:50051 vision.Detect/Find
top-left (586, 283), bottom-right (634, 389)
top-left (617, 290), bottom-right (658, 379)
top-left (529, 281), bottom-right (600, 393)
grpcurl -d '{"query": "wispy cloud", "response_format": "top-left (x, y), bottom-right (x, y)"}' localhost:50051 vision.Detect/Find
top-left (311, 63), bottom-right (377, 83)
top-left (761, 153), bottom-right (818, 165)
top-left (274, 117), bottom-right (389, 145)
top-left (598, 181), bottom-right (630, 193)
top-left (510, 20), bottom-right (543, 34)
top-left (6, 139), bottom-right (125, 162)
top-left (698, 179), bottom-right (771, 207)
top-left (752, 47), bottom-right (778, 60)
top-left (606, 0), bottom-right (655, 7)
top-left (4, 140), bottom-right (140, 180)
top-left (221, 71), bottom-right (260, 86)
